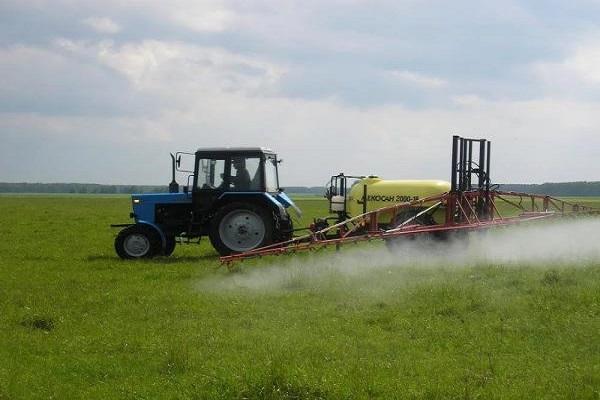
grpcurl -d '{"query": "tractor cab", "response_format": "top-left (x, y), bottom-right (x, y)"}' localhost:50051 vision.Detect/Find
top-left (113, 147), bottom-right (298, 259)
top-left (189, 147), bottom-right (280, 194)
top-left (186, 148), bottom-right (290, 222)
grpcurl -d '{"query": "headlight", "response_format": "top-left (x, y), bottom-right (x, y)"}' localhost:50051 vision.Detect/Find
top-left (133, 198), bottom-right (141, 204)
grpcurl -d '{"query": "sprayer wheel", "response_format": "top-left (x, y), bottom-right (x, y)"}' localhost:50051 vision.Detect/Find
top-left (384, 208), bottom-right (441, 250)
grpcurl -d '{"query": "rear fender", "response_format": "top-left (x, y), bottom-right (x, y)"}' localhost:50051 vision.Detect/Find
top-left (217, 193), bottom-right (288, 219)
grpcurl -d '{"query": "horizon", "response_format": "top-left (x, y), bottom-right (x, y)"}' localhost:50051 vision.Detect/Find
top-left (2, 180), bottom-right (600, 187)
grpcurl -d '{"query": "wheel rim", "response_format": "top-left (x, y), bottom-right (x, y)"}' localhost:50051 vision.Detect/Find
top-left (218, 209), bottom-right (266, 252)
top-left (123, 233), bottom-right (151, 257)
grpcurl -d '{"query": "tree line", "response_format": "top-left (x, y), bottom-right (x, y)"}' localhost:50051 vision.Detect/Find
top-left (0, 183), bottom-right (167, 194)
top-left (497, 182), bottom-right (600, 196)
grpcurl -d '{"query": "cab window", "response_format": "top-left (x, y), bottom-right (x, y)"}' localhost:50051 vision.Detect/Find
top-left (264, 156), bottom-right (279, 192)
top-left (196, 158), bottom-right (225, 190)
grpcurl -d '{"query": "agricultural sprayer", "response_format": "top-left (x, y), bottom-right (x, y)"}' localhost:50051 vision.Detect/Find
top-left (112, 137), bottom-right (599, 261)
top-left (219, 136), bottom-right (600, 264)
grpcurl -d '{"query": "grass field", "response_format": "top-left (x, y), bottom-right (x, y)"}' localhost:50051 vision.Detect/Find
top-left (1, 195), bottom-right (599, 399)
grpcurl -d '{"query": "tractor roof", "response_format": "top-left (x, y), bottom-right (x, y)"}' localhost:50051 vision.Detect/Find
top-left (195, 147), bottom-right (275, 155)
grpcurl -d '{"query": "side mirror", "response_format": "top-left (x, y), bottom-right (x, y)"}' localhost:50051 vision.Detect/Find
top-left (183, 185), bottom-right (189, 194)
top-left (175, 152), bottom-right (195, 173)
top-left (277, 159), bottom-right (284, 164)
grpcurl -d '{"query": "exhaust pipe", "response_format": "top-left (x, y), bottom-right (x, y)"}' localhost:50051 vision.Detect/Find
top-left (169, 153), bottom-right (179, 193)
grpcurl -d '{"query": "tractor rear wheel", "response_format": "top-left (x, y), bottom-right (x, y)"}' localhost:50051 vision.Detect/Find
top-left (209, 202), bottom-right (274, 256)
top-left (115, 225), bottom-right (161, 259)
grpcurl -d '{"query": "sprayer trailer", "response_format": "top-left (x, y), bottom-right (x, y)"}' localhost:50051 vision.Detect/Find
top-left (220, 136), bottom-right (600, 265)
top-left (112, 147), bottom-right (300, 259)
top-left (320, 175), bottom-right (451, 229)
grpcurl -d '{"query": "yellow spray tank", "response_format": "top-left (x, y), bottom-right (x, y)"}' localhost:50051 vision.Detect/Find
top-left (327, 174), bottom-right (451, 226)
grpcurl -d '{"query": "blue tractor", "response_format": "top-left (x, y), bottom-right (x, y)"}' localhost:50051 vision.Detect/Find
top-left (113, 147), bottom-right (300, 258)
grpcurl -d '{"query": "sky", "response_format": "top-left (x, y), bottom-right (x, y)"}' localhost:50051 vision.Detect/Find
top-left (1, 0), bottom-right (600, 186)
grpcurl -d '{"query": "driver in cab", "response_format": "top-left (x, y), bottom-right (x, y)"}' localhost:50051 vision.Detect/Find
top-left (230, 157), bottom-right (251, 190)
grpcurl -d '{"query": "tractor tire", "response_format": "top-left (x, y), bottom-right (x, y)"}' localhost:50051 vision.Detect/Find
top-left (115, 224), bottom-right (162, 259)
top-left (209, 202), bottom-right (274, 256)
top-left (163, 236), bottom-right (176, 256)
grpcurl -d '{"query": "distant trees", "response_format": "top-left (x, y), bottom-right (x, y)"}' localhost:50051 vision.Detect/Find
top-left (2, 182), bottom-right (600, 196)
top-left (0, 183), bottom-right (166, 194)
top-left (283, 186), bottom-right (325, 195)
top-left (498, 182), bottom-right (600, 196)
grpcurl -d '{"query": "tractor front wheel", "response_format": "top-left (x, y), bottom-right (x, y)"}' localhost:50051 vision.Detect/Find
top-left (209, 202), bottom-right (274, 256)
top-left (115, 225), bottom-right (161, 259)
top-left (163, 236), bottom-right (176, 256)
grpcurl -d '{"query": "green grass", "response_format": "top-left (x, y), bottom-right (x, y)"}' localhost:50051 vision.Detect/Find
top-left (1, 196), bottom-right (599, 399)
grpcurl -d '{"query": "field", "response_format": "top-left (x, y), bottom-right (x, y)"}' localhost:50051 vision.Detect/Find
top-left (1, 195), bottom-right (599, 399)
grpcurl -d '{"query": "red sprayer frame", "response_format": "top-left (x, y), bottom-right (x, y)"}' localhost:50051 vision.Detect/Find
top-left (220, 190), bottom-right (600, 265)
top-left (220, 136), bottom-right (600, 265)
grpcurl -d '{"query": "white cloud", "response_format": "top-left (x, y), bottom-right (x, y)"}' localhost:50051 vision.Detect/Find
top-left (141, 0), bottom-right (236, 32)
top-left (170, 7), bottom-right (234, 32)
top-left (387, 70), bottom-right (447, 89)
top-left (532, 36), bottom-right (600, 91)
top-left (55, 39), bottom-right (285, 96)
top-left (451, 94), bottom-right (483, 107)
top-left (83, 17), bottom-right (121, 34)
top-left (563, 42), bottom-right (600, 84)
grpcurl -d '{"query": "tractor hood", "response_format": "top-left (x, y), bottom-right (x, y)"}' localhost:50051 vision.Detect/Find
top-left (130, 193), bottom-right (192, 223)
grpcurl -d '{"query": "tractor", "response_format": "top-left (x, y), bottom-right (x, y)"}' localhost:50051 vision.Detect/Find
top-left (112, 147), bottom-right (299, 258)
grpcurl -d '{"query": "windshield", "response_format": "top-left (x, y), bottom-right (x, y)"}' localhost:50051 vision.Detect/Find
top-left (264, 156), bottom-right (279, 192)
